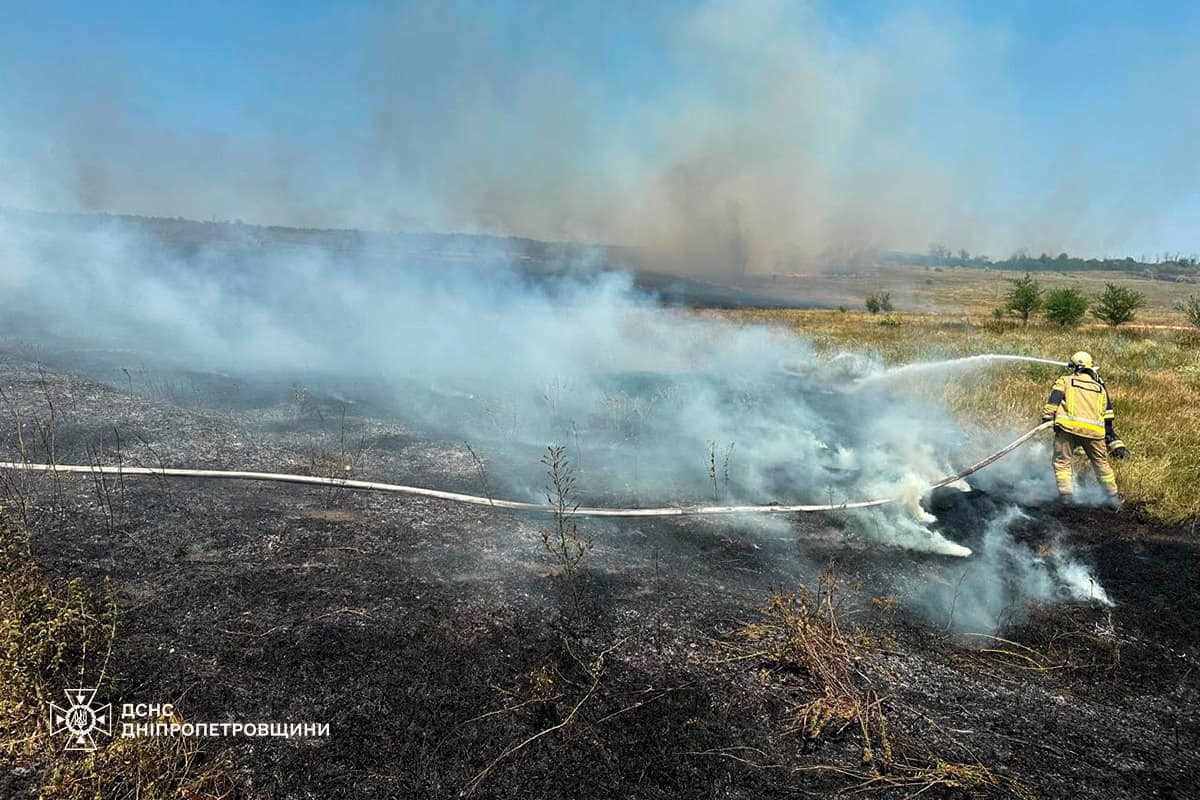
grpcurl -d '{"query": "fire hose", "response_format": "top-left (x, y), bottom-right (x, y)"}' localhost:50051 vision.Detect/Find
top-left (0, 421), bottom-right (1053, 517)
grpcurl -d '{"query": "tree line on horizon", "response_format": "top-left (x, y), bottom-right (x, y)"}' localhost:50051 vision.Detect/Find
top-left (885, 244), bottom-right (1200, 278)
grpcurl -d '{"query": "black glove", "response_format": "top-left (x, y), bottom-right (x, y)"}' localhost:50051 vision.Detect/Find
top-left (1108, 438), bottom-right (1130, 459)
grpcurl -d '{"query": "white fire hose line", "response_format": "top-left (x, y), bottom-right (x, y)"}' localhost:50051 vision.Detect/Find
top-left (0, 422), bottom-right (1053, 518)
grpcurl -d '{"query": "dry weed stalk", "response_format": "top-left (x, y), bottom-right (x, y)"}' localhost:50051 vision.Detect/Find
top-left (722, 576), bottom-right (1033, 797)
top-left (539, 445), bottom-right (590, 578)
top-left (292, 403), bottom-right (370, 507)
top-left (464, 442), bottom-right (495, 507)
top-left (461, 636), bottom-right (627, 797)
top-left (707, 440), bottom-right (737, 503)
top-left (0, 380), bottom-right (67, 528)
top-left (539, 445), bottom-right (591, 622)
top-left (734, 572), bottom-right (892, 768)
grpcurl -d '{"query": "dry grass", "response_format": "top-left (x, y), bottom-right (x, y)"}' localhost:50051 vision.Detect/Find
top-left (0, 514), bottom-right (117, 757)
top-left (0, 511), bottom-right (232, 798)
top-left (742, 266), bottom-right (1195, 326)
top-left (965, 603), bottom-right (1122, 682)
top-left (733, 574), bottom-right (891, 765)
top-left (721, 308), bottom-right (1200, 523)
top-left (860, 760), bottom-right (1034, 798)
top-left (40, 721), bottom-right (236, 800)
top-left (722, 576), bottom-right (1031, 797)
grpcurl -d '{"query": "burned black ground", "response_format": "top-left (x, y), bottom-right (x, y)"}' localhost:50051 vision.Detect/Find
top-left (1, 346), bottom-right (1197, 799)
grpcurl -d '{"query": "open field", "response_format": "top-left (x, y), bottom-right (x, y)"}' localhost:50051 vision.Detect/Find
top-left (0, 225), bottom-right (1197, 800)
top-left (1, 314), bottom-right (1198, 798)
top-left (742, 267), bottom-right (1199, 326)
top-left (723, 279), bottom-right (1200, 524)
top-left (6, 2), bottom-right (1199, 795)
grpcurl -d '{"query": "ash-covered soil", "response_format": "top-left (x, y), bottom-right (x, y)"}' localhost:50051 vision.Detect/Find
top-left (2, 345), bottom-right (1197, 799)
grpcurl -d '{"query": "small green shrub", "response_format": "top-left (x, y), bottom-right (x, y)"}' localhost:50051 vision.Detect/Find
top-left (1092, 283), bottom-right (1145, 327)
top-left (1005, 273), bottom-right (1043, 324)
top-left (865, 292), bottom-right (893, 315)
top-left (1043, 287), bottom-right (1089, 327)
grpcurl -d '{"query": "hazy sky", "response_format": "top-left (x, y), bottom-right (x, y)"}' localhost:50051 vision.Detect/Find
top-left (2, 0), bottom-right (1197, 262)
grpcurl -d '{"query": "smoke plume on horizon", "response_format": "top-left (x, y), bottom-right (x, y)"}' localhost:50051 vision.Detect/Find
top-left (3, 1), bottom-right (1198, 276)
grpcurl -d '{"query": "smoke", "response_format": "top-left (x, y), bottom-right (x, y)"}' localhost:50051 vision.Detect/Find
top-left (908, 505), bottom-right (1110, 634)
top-left (0, 0), bottom-right (1135, 628)
top-left (0, 212), bottom-right (964, 543)
top-left (0, 209), bottom-right (1120, 629)
top-left (4, 1), bottom-right (1197, 276)
top-left (354, 0), bottom-right (1015, 273)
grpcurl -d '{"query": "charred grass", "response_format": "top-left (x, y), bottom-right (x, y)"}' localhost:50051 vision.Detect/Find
top-left (0, 345), bottom-right (1196, 798)
top-left (967, 603), bottom-right (1123, 683)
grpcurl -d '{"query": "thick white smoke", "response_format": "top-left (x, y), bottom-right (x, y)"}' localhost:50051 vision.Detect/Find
top-left (1, 212), bottom-right (987, 552)
top-left (0, 211), bottom-right (1118, 629)
top-left (907, 506), bottom-right (1111, 633)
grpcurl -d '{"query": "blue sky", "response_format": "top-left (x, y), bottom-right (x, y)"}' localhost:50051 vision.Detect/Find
top-left (2, 1), bottom-right (1197, 259)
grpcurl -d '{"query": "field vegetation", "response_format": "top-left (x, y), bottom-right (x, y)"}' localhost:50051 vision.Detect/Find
top-left (745, 266), bottom-right (1195, 324)
top-left (1042, 286), bottom-right (1090, 327)
top-left (724, 283), bottom-right (1200, 523)
top-left (0, 513), bottom-right (231, 798)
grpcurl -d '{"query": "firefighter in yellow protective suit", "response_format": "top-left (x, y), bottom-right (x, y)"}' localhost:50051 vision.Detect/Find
top-left (1041, 351), bottom-right (1129, 506)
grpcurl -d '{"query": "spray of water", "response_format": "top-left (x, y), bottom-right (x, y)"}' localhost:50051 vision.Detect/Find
top-left (854, 354), bottom-right (1069, 389)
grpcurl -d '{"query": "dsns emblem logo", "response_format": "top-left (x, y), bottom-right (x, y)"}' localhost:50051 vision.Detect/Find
top-left (49, 688), bottom-right (112, 751)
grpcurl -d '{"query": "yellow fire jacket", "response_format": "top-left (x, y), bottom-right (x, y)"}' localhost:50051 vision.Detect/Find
top-left (1041, 369), bottom-right (1118, 441)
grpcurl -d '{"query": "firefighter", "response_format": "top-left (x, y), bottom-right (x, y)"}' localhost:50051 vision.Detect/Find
top-left (1041, 351), bottom-right (1129, 506)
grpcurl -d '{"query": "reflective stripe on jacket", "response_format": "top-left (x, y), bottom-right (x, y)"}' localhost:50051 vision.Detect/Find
top-left (1041, 370), bottom-right (1112, 440)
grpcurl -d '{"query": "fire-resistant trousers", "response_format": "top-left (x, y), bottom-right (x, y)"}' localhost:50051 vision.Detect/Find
top-left (1052, 428), bottom-right (1119, 498)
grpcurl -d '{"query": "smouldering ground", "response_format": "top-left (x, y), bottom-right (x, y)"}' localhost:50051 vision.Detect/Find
top-left (1, 335), bottom-right (1198, 799)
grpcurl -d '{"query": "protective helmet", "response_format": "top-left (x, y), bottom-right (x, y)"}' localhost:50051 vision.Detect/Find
top-left (1070, 351), bottom-right (1094, 370)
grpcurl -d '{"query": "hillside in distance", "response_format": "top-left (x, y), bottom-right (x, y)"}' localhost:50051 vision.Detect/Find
top-left (0, 207), bottom-right (812, 310)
